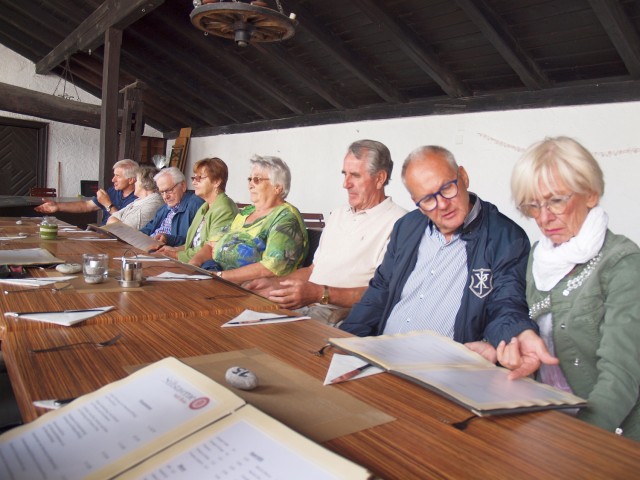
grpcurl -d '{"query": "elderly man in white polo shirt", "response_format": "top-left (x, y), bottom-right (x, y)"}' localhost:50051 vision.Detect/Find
top-left (245, 139), bottom-right (406, 325)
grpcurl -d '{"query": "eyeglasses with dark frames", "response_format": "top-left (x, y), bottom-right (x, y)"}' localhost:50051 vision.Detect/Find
top-left (247, 176), bottom-right (269, 185)
top-left (518, 194), bottom-right (574, 218)
top-left (415, 178), bottom-right (459, 211)
top-left (191, 175), bottom-right (207, 183)
top-left (159, 183), bottom-right (181, 196)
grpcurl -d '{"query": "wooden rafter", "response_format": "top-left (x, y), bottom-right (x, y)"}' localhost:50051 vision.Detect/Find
top-left (35, 0), bottom-right (165, 75)
top-left (351, 0), bottom-right (470, 98)
top-left (292, 2), bottom-right (407, 104)
top-left (587, 0), bottom-right (640, 78)
top-left (454, 0), bottom-right (551, 89)
top-left (254, 43), bottom-right (354, 110)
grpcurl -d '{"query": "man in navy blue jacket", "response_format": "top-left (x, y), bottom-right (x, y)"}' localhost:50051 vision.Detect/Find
top-left (341, 146), bottom-right (546, 365)
top-left (141, 167), bottom-right (203, 247)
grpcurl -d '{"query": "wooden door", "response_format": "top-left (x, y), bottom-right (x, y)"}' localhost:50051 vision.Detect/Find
top-left (0, 117), bottom-right (48, 196)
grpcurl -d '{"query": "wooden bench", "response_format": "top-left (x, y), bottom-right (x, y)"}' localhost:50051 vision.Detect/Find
top-left (29, 187), bottom-right (57, 197)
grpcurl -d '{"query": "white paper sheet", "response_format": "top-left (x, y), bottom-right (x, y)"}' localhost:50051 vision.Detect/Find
top-left (0, 362), bottom-right (223, 480)
top-left (0, 275), bottom-right (76, 287)
top-left (146, 271), bottom-right (212, 281)
top-left (113, 255), bottom-right (171, 262)
top-left (4, 305), bottom-right (115, 326)
top-left (0, 234), bottom-right (28, 240)
top-left (221, 309), bottom-right (310, 327)
top-left (323, 354), bottom-right (384, 385)
top-left (0, 247), bottom-right (64, 265)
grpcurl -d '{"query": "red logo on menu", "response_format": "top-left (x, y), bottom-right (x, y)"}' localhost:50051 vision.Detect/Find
top-left (190, 397), bottom-right (210, 409)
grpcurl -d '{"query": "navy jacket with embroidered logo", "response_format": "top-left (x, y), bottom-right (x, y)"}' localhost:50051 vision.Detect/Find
top-left (340, 195), bottom-right (538, 346)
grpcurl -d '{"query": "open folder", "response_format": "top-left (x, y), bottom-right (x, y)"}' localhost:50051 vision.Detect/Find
top-left (329, 330), bottom-right (587, 417)
top-left (0, 357), bottom-right (370, 480)
top-left (88, 222), bottom-right (163, 252)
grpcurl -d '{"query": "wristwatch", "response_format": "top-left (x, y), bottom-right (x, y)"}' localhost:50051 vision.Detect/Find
top-left (107, 204), bottom-right (115, 211)
top-left (320, 285), bottom-right (330, 305)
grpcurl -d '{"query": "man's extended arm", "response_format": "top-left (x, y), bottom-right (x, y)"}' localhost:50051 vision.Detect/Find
top-left (35, 198), bottom-right (99, 215)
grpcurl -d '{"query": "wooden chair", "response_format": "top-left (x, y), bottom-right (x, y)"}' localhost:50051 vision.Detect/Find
top-left (29, 187), bottom-right (57, 197)
top-left (302, 212), bottom-right (325, 230)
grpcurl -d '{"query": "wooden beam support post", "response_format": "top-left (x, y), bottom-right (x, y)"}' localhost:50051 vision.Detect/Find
top-left (119, 81), bottom-right (146, 163)
top-left (99, 28), bottom-right (122, 193)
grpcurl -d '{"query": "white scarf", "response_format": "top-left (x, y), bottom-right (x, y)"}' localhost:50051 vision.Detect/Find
top-left (532, 205), bottom-right (608, 292)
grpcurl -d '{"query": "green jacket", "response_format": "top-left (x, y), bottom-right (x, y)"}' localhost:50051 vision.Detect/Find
top-left (177, 192), bottom-right (237, 263)
top-left (527, 230), bottom-right (640, 441)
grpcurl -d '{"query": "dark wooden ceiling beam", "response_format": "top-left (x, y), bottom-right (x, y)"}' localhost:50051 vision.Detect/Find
top-left (36, 0), bottom-right (165, 75)
top-left (290, 2), bottom-right (406, 104)
top-left (151, 3), bottom-right (307, 116)
top-left (188, 80), bottom-right (640, 137)
top-left (123, 27), bottom-right (269, 121)
top-left (351, 0), bottom-right (471, 98)
top-left (587, 0), bottom-right (640, 78)
top-left (119, 49), bottom-right (231, 127)
top-left (0, 81), bottom-right (102, 128)
top-left (454, 0), bottom-right (551, 89)
top-left (253, 43), bottom-right (353, 110)
top-left (71, 53), bottom-right (194, 131)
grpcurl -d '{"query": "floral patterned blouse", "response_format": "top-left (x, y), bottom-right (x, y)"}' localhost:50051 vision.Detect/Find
top-left (211, 202), bottom-right (308, 276)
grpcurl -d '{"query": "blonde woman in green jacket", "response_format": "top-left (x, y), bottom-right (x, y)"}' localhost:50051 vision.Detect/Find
top-left (500, 136), bottom-right (640, 441)
top-left (156, 157), bottom-right (237, 262)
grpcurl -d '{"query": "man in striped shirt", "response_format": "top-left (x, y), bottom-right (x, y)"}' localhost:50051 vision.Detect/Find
top-left (341, 146), bottom-right (540, 363)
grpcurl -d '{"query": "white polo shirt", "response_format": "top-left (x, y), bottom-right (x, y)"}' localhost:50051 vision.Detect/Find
top-left (309, 197), bottom-right (407, 288)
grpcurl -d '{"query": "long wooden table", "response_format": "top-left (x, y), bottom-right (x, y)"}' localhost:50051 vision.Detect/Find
top-left (2, 217), bottom-right (640, 478)
top-left (0, 217), bottom-right (276, 337)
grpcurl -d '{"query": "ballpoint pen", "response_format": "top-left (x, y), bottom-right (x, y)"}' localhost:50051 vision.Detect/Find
top-left (329, 363), bottom-right (374, 384)
top-left (226, 315), bottom-right (298, 325)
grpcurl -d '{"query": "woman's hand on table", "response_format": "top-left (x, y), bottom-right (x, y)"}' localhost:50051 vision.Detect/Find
top-left (497, 329), bottom-right (559, 380)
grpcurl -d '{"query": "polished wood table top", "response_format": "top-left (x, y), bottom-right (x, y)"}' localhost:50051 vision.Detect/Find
top-left (3, 313), bottom-right (640, 479)
top-left (0, 218), bottom-right (276, 336)
top-left (2, 216), bottom-right (640, 478)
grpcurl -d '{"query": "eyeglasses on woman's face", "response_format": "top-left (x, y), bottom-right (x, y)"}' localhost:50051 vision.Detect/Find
top-left (247, 176), bottom-right (270, 185)
top-left (191, 174), bottom-right (207, 183)
top-left (518, 194), bottom-right (574, 218)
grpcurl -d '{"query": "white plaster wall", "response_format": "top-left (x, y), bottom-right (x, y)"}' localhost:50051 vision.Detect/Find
top-left (0, 44), bottom-right (161, 197)
top-left (180, 102), bottom-right (640, 246)
top-left (3, 44), bottom-right (639, 245)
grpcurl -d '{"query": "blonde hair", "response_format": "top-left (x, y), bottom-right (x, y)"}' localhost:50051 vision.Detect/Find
top-left (511, 136), bottom-right (604, 207)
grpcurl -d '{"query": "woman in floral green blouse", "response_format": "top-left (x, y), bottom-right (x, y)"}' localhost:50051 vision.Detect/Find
top-left (189, 155), bottom-right (308, 284)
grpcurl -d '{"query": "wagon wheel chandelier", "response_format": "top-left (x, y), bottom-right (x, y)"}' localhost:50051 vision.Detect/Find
top-left (191, 0), bottom-right (297, 47)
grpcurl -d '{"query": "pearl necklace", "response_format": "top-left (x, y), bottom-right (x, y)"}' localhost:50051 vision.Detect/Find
top-left (529, 253), bottom-right (602, 319)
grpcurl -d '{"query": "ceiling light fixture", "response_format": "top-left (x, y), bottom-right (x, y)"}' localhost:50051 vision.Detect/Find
top-left (191, 0), bottom-right (296, 48)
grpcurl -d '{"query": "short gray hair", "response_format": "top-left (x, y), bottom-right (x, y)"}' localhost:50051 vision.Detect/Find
top-left (154, 166), bottom-right (186, 185)
top-left (511, 136), bottom-right (604, 207)
top-left (250, 155), bottom-right (291, 199)
top-left (347, 139), bottom-right (393, 186)
top-left (136, 166), bottom-right (159, 192)
top-left (401, 146), bottom-right (458, 179)
top-left (113, 159), bottom-right (138, 179)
